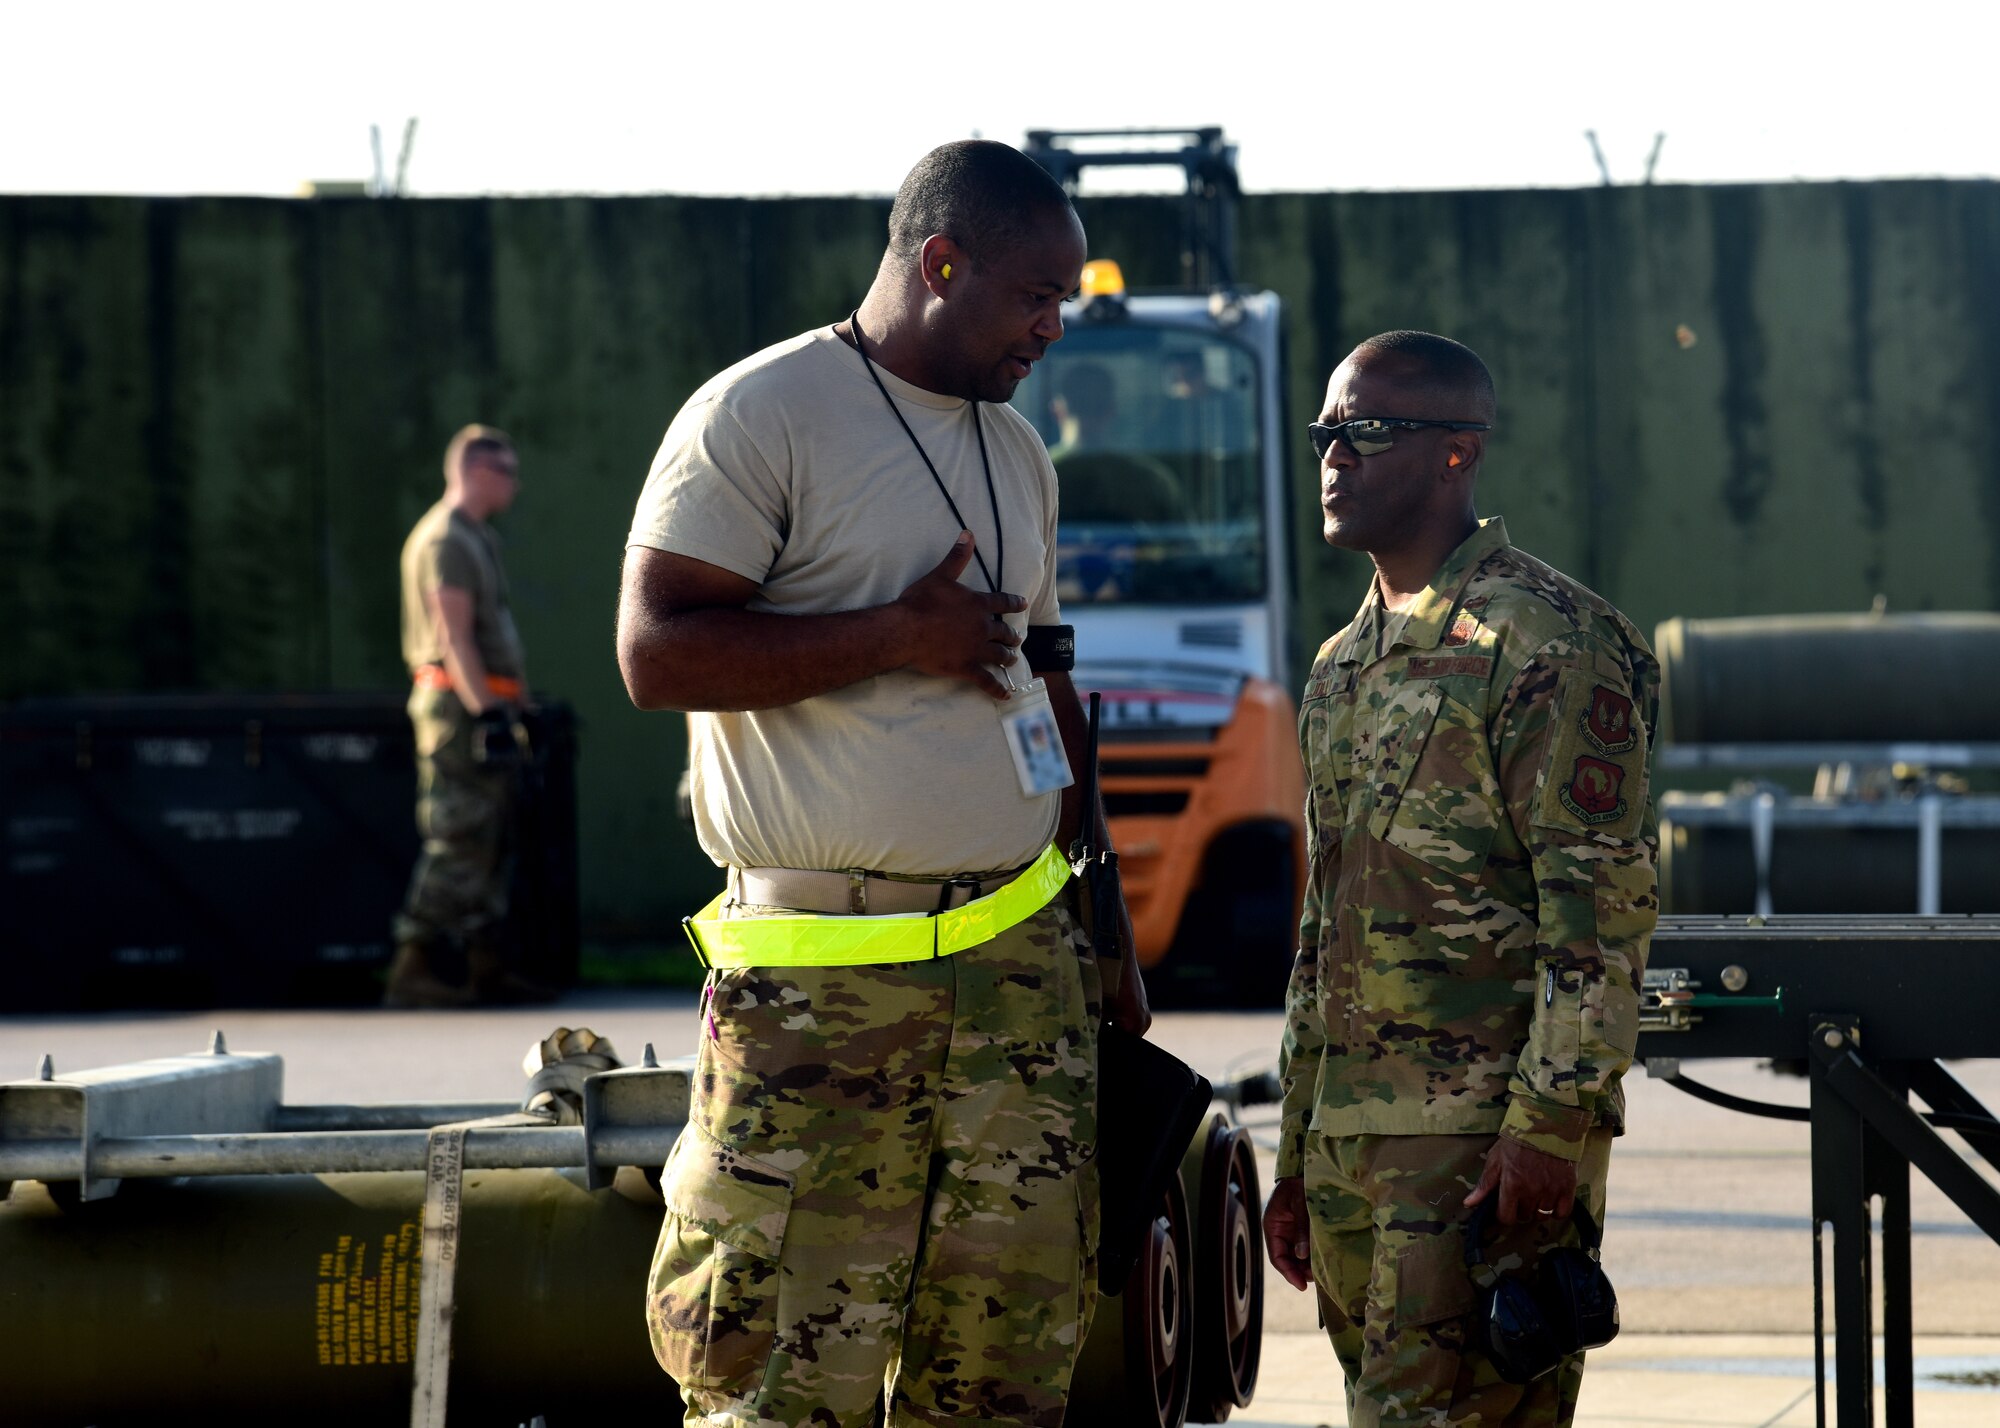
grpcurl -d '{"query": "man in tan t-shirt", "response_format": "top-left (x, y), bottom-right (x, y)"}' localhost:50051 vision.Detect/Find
top-left (386, 424), bottom-right (548, 1008)
top-left (618, 141), bottom-right (1147, 1428)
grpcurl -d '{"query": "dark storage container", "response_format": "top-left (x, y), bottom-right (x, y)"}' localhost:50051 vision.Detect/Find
top-left (1655, 612), bottom-right (2000, 745)
top-left (1661, 822), bottom-right (2000, 916)
top-left (1, 694), bottom-right (577, 1010)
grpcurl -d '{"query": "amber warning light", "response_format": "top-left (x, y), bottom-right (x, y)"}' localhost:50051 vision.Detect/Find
top-left (1079, 259), bottom-right (1126, 297)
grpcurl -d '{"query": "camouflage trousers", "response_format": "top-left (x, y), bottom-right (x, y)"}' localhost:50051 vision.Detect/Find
top-left (394, 688), bottom-right (513, 948)
top-left (1305, 1128), bottom-right (1615, 1428)
top-left (647, 892), bottom-right (1103, 1428)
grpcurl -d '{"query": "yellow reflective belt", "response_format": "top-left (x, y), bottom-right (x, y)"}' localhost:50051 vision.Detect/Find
top-left (683, 844), bottom-right (1071, 968)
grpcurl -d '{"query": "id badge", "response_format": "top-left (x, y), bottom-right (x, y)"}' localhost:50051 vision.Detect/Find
top-left (998, 675), bottom-right (1074, 799)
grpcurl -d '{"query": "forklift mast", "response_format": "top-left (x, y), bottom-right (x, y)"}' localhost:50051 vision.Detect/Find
top-left (1023, 127), bottom-right (1242, 290)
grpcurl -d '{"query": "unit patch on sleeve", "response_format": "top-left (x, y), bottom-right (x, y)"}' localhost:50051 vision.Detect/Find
top-left (1581, 684), bottom-right (1638, 755)
top-left (1561, 755), bottom-right (1627, 823)
top-left (1534, 667), bottom-right (1649, 840)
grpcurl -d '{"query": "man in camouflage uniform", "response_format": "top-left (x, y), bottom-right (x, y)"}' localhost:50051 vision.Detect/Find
top-left (386, 424), bottom-right (548, 1008)
top-left (616, 142), bottom-right (1148, 1428)
top-left (1263, 332), bottom-right (1658, 1427)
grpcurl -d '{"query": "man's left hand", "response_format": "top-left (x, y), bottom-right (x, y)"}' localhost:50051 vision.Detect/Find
top-left (1462, 1135), bottom-right (1576, 1226)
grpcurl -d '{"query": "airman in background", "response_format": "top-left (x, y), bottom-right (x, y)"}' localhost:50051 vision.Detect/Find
top-left (1263, 332), bottom-right (1659, 1426)
top-left (385, 424), bottom-right (550, 1009)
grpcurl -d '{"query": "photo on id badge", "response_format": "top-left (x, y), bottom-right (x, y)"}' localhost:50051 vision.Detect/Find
top-left (1000, 677), bottom-right (1073, 798)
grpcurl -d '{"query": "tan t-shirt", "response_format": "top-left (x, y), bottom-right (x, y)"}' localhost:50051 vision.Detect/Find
top-left (627, 326), bottom-right (1063, 877)
top-left (399, 500), bottom-right (527, 679)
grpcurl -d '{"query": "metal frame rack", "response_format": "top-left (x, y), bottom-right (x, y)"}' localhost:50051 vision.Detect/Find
top-left (1660, 741), bottom-right (2000, 916)
top-left (1639, 915), bottom-right (2000, 1427)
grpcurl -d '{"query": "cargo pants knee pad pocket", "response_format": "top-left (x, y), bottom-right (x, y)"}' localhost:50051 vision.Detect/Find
top-left (1392, 1231), bottom-right (1476, 1331)
top-left (646, 1124), bottom-right (795, 1400)
top-left (1357, 1231), bottom-right (1477, 1418)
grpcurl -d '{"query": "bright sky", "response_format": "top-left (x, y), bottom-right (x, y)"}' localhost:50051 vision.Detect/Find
top-left (4, 0), bottom-right (1991, 197)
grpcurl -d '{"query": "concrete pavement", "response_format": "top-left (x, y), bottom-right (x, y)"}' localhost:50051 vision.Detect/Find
top-left (1233, 1332), bottom-right (2000, 1427)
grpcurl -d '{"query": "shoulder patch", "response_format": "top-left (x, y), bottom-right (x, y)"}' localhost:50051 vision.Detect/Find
top-left (1560, 755), bottom-right (1629, 823)
top-left (1535, 668), bottom-right (1648, 840)
top-left (1580, 683), bottom-right (1638, 754)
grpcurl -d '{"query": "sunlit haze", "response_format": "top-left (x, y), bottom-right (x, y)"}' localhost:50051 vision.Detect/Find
top-left (3, 0), bottom-right (1990, 197)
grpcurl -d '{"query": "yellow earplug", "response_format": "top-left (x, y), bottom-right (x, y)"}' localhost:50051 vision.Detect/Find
top-left (942, 262), bottom-right (952, 280)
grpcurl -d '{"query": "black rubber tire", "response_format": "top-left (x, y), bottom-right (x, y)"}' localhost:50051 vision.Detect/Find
top-left (1185, 1125), bottom-right (1265, 1421)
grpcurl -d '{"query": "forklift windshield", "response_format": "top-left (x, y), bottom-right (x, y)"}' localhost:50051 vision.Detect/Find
top-left (1014, 325), bottom-right (1264, 605)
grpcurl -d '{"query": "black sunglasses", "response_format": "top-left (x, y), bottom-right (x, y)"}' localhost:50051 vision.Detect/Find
top-left (1309, 418), bottom-right (1491, 460)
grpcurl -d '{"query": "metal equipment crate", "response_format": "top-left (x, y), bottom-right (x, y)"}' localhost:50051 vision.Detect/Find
top-left (1, 693), bottom-right (578, 1009)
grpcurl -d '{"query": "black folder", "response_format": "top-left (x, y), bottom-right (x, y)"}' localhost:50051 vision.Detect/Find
top-left (1093, 1021), bottom-right (1213, 1292)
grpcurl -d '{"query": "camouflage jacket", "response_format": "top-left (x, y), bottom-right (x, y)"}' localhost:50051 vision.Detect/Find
top-left (1277, 518), bottom-right (1660, 1176)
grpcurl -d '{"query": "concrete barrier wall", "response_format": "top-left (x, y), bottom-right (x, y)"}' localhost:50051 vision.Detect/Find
top-left (4, 182), bottom-right (1997, 932)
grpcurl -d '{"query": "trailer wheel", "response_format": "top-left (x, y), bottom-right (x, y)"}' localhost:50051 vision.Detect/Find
top-left (1130, 1175), bottom-right (1195, 1428)
top-left (1069, 1172), bottom-right (1196, 1428)
top-left (1185, 1123), bottom-right (1264, 1421)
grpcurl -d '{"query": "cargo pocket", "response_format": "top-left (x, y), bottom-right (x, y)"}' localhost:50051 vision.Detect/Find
top-left (1356, 1230), bottom-right (1477, 1419)
top-left (1377, 690), bottom-right (1502, 885)
top-left (1392, 1230), bottom-right (1477, 1330)
top-left (646, 1123), bottom-right (795, 1400)
top-left (1522, 959), bottom-right (1584, 1106)
top-left (1364, 682), bottom-right (1441, 842)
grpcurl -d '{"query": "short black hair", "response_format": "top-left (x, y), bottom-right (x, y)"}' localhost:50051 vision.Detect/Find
top-left (888, 140), bottom-right (1075, 267)
top-left (1353, 330), bottom-right (1497, 420)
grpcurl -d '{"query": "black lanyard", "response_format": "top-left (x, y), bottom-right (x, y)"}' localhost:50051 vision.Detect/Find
top-left (848, 311), bottom-right (1003, 595)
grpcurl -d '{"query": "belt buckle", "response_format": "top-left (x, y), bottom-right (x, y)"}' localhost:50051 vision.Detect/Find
top-left (936, 876), bottom-right (983, 915)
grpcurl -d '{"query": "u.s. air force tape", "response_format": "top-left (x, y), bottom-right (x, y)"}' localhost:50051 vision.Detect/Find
top-left (1023, 624), bottom-right (1076, 672)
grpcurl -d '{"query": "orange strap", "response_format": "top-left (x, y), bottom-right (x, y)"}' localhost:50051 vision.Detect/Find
top-left (413, 664), bottom-right (523, 701)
